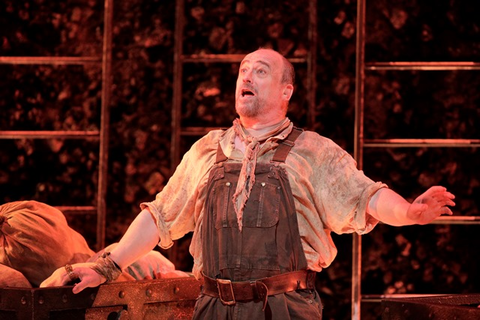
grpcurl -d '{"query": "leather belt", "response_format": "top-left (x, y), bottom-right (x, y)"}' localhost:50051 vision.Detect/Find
top-left (202, 270), bottom-right (316, 309)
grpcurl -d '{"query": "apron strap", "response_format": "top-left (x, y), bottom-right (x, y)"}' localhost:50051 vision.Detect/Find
top-left (215, 142), bottom-right (228, 163)
top-left (271, 127), bottom-right (303, 163)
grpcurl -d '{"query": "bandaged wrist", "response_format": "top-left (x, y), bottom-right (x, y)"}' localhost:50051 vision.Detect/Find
top-left (90, 251), bottom-right (122, 282)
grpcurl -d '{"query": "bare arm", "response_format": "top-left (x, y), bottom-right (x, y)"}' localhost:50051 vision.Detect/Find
top-left (109, 208), bottom-right (160, 269)
top-left (40, 208), bottom-right (160, 293)
top-left (367, 186), bottom-right (455, 226)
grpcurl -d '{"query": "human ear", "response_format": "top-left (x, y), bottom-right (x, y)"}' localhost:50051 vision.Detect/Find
top-left (282, 84), bottom-right (294, 101)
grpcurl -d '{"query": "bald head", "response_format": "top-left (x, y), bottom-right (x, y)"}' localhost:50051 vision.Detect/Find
top-left (279, 54), bottom-right (295, 85)
top-left (252, 48), bottom-right (295, 85)
top-left (235, 48), bottom-right (295, 127)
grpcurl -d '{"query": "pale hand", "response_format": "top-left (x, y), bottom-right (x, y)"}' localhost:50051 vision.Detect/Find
top-left (406, 186), bottom-right (455, 225)
top-left (40, 262), bottom-right (106, 294)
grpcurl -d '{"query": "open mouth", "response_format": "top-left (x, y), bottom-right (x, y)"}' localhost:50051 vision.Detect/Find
top-left (241, 89), bottom-right (255, 97)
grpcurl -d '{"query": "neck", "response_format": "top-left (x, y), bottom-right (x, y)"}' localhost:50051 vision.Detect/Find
top-left (237, 117), bottom-right (289, 139)
top-left (239, 115), bottom-right (286, 130)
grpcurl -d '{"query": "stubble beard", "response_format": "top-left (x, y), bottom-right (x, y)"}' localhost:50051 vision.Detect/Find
top-left (235, 97), bottom-right (263, 119)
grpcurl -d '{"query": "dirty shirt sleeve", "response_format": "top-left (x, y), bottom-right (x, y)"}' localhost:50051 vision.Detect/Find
top-left (291, 131), bottom-right (388, 236)
top-left (140, 131), bottom-right (220, 250)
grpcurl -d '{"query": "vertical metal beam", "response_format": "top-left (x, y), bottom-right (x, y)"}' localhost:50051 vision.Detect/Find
top-left (352, 0), bottom-right (367, 319)
top-left (97, 0), bottom-right (114, 251)
top-left (169, 0), bottom-right (186, 266)
top-left (172, 0), bottom-right (184, 172)
top-left (307, 1), bottom-right (317, 130)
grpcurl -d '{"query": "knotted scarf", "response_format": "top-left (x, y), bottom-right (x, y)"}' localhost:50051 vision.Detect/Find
top-left (231, 118), bottom-right (292, 231)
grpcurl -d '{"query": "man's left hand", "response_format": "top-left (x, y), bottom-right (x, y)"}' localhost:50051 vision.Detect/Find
top-left (406, 186), bottom-right (455, 225)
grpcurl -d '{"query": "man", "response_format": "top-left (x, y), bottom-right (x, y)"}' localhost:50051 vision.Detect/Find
top-left (41, 48), bottom-right (455, 319)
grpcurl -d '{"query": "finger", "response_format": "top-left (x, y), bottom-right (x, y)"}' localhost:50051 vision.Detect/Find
top-left (423, 192), bottom-right (456, 208)
top-left (63, 264), bottom-right (79, 285)
top-left (431, 196), bottom-right (456, 208)
top-left (39, 277), bottom-right (53, 288)
top-left (71, 270), bottom-right (89, 294)
top-left (71, 274), bottom-right (100, 294)
top-left (72, 282), bottom-right (86, 294)
top-left (427, 206), bottom-right (453, 218)
top-left (431, 191), bottom-right (455, 201)
top-left (445, 191), bottom-right (455, 200)
top-left (442, 207), bottom-right (453, 215)
top-left (71, 269), bottom-right (105, 294)
top-left (423, 186), bottom-right (447, 197)
top-left (40, 270), bottom-right (66, 287)
top-left (431, 196), bottom-right (456, 206)
top-left (442, 199), bottom-right (456, 207)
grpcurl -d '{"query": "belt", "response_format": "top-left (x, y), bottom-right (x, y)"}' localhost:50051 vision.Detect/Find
top-left (202, 270), bottom-right (316, 309)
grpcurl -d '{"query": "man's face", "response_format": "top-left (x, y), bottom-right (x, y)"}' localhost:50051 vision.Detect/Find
top-left (235, 49), bottom-right (287, 119)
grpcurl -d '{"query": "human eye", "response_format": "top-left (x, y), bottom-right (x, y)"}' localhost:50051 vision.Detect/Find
top-left (255, 68), bottom-right (267, 76)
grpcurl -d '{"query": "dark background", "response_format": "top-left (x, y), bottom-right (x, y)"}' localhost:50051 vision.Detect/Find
top-left (1, 0), bottom-right (479, 319)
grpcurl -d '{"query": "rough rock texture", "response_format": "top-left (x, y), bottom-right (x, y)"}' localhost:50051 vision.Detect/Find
top-left (0, 1), bottom-right (479, 319)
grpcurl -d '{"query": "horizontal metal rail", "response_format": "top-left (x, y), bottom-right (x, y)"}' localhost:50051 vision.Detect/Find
top-left (362, 293), bottom-right (450, 303)
top-left (182, 54), bottom-right (307, 64)
top-left (180, 127), bottom-right (226, 136)
top-left (0, 131), bottom-right (100, 139)
top-left (376, 216), bottom-right (480, 225)
top-left (0, 56), bottom-right (101, 65)
top-left (364, 139), bottom-right (480, 148)
top-left (365, 61), bottom-right (480, 71)
top-left (432, 216), bottom-right (480, 225)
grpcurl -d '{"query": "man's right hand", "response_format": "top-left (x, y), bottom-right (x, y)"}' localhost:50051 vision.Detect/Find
top-left (40, 262), bottom-right (106, 294)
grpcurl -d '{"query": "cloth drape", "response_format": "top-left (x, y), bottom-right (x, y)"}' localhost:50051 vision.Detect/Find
top-left (231, 118), bottom-right (291, 230)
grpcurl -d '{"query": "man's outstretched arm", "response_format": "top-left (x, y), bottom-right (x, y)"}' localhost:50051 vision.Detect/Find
top-left (367, 186), bottom-right (455, 226)
top-left (40, 208), bottom-right (160, 293)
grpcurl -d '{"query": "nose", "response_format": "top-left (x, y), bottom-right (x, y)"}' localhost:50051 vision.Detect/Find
top-left (242, 70), bottom-right (252, 83)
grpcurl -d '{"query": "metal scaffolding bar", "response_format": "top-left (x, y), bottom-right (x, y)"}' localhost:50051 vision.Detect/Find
top-left (96, 0), bottom-right (114, 251)
top-left (431, 216), bottom-right (480, 225)
top-left (365, 61), bottom-right (480, 71)
top-left (364, 138), bottom-right (480, 148)
top-left (354, 1), bottom-right (479, 318)
top-left (352, 0), bottom-right (367, 318)
top-left (0, 5), bottom-right (111, 252)
top-left (0, 56), bottom-right (100, 65)
top-left (0, 131), bottom-right (100, 139)
top-left (306, 0), bottom-right (318, 130)
top-left (171, 0), bottom-right (185, 172)
top-left (182, 54), bottom-right (307, 64)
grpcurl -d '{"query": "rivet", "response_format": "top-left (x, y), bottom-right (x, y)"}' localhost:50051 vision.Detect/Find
top-left (38, 296), bottom-right (44, 305)
top-left (21, 296), bottom-right (27, 305)
top-left (174, 287), bottom-right (180, 294)
top-left (146, 289), bottom-right (152, 297)
top-left (62, 294), bottom-right (68, 303)
top-left (119, 291), bottom-right (126, 298)
top-left (226, 182), bottom-right (231, 186)
top-left (261, 182), bottom-right (266, 187)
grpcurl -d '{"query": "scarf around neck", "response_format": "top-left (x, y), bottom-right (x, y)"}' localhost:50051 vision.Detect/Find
top-left (231, 117), bottom-right (292, 231)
